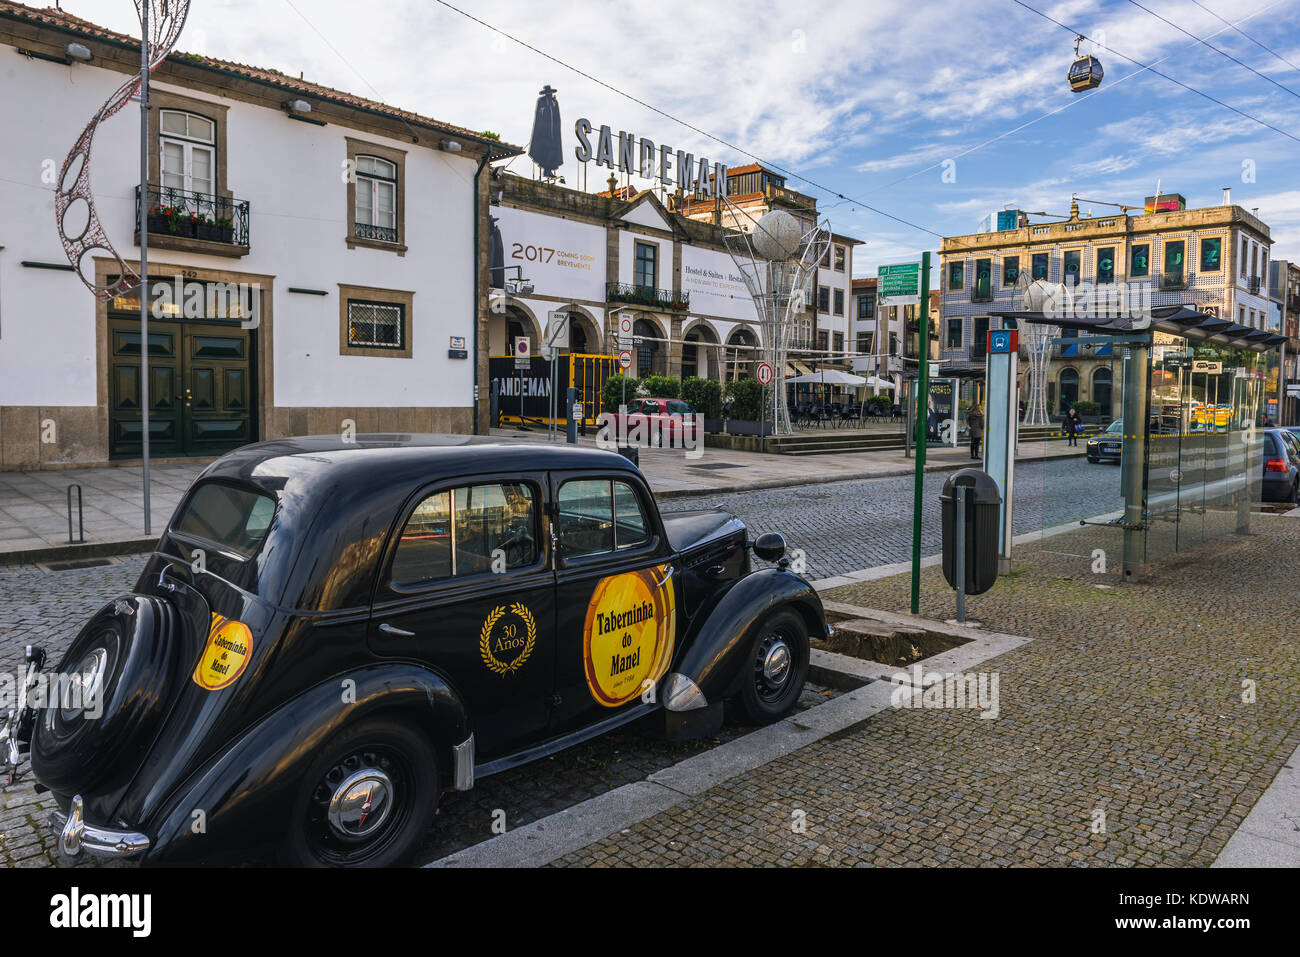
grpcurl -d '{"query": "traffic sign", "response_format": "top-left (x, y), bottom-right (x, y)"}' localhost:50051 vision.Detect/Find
top-left (545, 312), bottom-right (569, 350)
top-left (877, 262), bottom-right (922, 306)
top-left (618, 350), bottom-right (633, 372)
top-left (1191, 360), bottom-right (1222, 374)
top-left (514, 336), bottom-right (531, 369)
top-left (617, 315), bottom-right (634, 350)
top-left (756, 362), bottom-right (774, 386)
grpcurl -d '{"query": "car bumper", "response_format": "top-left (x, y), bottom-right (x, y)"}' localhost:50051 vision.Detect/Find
top-left (49, 795), bottom-right (150, 860)
top-left (1261, 474), bottom-right (1296, 502)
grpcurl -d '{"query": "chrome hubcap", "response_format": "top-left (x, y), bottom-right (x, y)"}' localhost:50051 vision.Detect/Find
top-left (59, 647), bottom-right (108, 722)
top-left (326, 768), bottom-right (394, 840)
top-left (762, 641), bottom-right (791, 684)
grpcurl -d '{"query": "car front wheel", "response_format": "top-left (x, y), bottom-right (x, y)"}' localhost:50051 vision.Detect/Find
top-left (281, 718), bottom-right (438, 868)
top-left (737, 609), bottom-right (810, 724)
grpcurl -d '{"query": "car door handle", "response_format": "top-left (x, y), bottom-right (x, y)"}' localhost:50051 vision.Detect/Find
top-left (378, 623), bottom-right (415, 638)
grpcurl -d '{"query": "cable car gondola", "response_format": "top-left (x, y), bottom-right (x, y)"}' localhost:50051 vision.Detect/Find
top-left (1067, 34), bottom-right (1103, 92)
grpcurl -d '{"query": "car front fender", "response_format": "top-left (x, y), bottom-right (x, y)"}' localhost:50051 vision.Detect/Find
top-left (669, 567), bottom-right (828, 707)
top-left (140, 662), bottom-right (469, 866)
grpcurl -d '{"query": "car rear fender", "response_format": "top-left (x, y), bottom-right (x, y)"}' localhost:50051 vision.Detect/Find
top-left (141, 662), bottom-right (469, 866)
top-left (671, 567), bottom-right (828, 704)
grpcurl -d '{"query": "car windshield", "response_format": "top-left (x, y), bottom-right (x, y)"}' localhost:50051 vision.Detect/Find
top-left (1106, 421), bottom-right (1123, 434)
top-left (172, 482), bottom-right (276, 559)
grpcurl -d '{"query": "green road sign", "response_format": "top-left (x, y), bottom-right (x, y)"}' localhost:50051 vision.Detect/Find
top-left (878, 262), bottom-right (921, 304)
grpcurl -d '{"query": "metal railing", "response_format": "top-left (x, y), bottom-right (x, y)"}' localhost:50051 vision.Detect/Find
top-left (355, 222), bottom-right (398, 244)
top-left (137, 185), bottom-right (250, 247)
top-left (605, 282), bottom-right (689, 311)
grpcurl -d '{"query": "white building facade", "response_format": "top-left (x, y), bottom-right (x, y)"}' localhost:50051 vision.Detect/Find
top-left (0, 3), bottom-right (513, 467)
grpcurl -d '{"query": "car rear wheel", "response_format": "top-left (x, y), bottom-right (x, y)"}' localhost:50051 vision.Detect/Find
top-left (737, 609), bottom-right (809, 725)
top-left (281, 718), bottom-right (437, 868)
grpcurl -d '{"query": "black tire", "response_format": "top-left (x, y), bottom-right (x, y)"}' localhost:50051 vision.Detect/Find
top-left (280, 718), bottom-right (438, 868)
top-left (737, 609), bottom-right (810, 725)
top-left (30, 596), bottom-right (180, 792)
top-left (1087, 455), bottom-right (1098, 464)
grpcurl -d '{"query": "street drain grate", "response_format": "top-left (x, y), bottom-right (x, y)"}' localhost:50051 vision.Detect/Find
top-left (35, 557), bottom-right (122, 573)
top-left (686, 462), bottom-right (745, 470)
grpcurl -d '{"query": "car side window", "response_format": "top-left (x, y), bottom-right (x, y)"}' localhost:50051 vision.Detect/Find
top-left (391, 482), bottom-right (537, 586)
top-left (667, 400), bottom-right (692, 416)
top-left (556, 479), bottom-right (653, 557)
top-left (614, 482), bottom-right (650, 549)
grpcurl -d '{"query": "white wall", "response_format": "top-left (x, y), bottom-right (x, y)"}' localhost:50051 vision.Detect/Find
top-left (618, 229), bottom-right (673, 289)
top-left (0, 55), bottom-right (478, 410)
top-left (680, 244), bottom-right (757, 323)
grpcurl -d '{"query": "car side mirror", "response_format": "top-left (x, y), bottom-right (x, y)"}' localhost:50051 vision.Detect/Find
top-left (751, 532), bottom-right (786, 563)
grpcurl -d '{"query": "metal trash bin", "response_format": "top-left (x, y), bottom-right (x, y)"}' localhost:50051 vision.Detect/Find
top-left (941, 468), bottom-right (1001, 596)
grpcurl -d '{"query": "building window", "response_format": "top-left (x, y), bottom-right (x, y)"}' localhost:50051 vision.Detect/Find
top-left (1003, 256), bottom-right (1019, 286)
top-left (347, 300), bottom-right (404, 349)
top-left (834, 289), bottom-right (844, 316)
top-left (1031, 253), bottom-right (1048, 280)
top-left (1250, 244), bottom-right (1258, 280)
top-left (338, 284), bottom-right (413, 357)
top-left (1200, 237), bottom-right (1222, 272)
top-left (818, 286), bottom-right (830, 313)
top-left (972, 317), bottom-right (989, 358)
top-left (1063, 249), bottom-right (1082, 287)
top-left (1241, 239), bottom-right (1249, 277)
top-left (1131, 244), bottom-right (1150, 278)
top-left (833, 332), bottom-right (844, 353)
top-left (1096, 247), bottom-right (1115, 284)
top-left (947, 318), bottom-right (963, 349)
top-left (889, 333), bottom-right (898, 356)
top-left (834, 246), bottom-right (846, 271)
top-left (634, 241), bottom-right (658, 293)
top-left (858, 331), bottom-right (874, 354)
top-left (354, 156), bottom-right (398, 243)
top-left (817, 330), bottom-right (829, 351)
top-left (346, 138), bottom-right (406, 252)
top-left (159, 109), bottom-right (216, 199)
top-left (973, 258), bottom-right (992, 301)
top-left (1164, 240), bottom-right (1186, 287)
top-left (948, 261), bottom-right (964, 290)
top-left (1092, 367), bottom-right (1113, 415)
top-left (858, 295), bottom-right (875, 319)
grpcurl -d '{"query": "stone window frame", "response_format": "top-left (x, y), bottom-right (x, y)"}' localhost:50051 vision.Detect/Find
top-left (339, 283), bottom-right (414, 358)
top-left (148, 88), bottom-right (231, 202)
top-left (345, 137), bottom-right (408, 255)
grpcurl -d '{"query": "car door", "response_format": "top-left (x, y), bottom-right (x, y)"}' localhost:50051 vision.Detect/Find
top-left (367, 473), bottom-right (555, 760)
top-left (548, 471), bottom-right (679, 736)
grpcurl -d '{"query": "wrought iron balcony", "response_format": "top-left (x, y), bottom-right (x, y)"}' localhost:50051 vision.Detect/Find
top-left (1247, 276), bottom-right (1262, 294)
top-left (606, 282), bottom-right (689, 311)
top-left (137, 185), bottom-right (249, 249)
top-left (355, 222), bottom-right (398, 244)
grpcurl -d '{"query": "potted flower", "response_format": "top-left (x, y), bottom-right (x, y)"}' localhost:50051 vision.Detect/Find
top-left (214, 215), bottom-right (235, 244)
top-left (193, 212), bottom-right (220, 242)
top-left (148, 205), bottom-right (180, 235)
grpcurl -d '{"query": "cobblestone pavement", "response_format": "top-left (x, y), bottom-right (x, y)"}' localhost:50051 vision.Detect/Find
top-left (0, 552), bottom-right (841, 867)
top-left (662, 457), bottom-right (1124, 580)
top-left (552, 518), bottom-right (1300, 867)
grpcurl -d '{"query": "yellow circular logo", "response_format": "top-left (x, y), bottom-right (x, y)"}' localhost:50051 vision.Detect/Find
top-left (480, 602), bottom-right (536, 676)
top-left (192, 614), bottom-right (253, 691)
top-left (583, 564), bottom-right (676, 708)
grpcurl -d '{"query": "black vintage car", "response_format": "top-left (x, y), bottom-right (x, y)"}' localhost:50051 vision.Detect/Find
top-left (5, 435), bottom-right (828, 866)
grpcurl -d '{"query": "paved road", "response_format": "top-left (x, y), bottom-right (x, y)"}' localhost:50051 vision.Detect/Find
top-left (661, 457), bottom-right (1124, 580)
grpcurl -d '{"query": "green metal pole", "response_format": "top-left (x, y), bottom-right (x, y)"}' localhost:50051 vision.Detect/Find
top-left (910, 251), bottom-right (932, 614)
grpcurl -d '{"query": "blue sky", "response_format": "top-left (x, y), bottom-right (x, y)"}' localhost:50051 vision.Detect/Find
top-left (67, 0), bottom-right (1300, 275)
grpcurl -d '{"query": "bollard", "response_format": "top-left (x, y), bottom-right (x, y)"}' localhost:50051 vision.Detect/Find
top-left (954, 485), bottom-right (967, 622)
top-left (66, 484), bottom-right (84, 544)
top-left (566, 387), bottom-right (578, 444)
top-left (489, 379), bottom-right (500, 429)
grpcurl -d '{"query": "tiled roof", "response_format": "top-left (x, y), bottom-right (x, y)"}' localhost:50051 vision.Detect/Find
top-left (0, 1), bottom-right (520, 155)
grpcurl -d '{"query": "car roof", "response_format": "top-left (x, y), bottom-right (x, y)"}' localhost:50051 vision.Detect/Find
top-left (199, 433), bottom-right (639, 500)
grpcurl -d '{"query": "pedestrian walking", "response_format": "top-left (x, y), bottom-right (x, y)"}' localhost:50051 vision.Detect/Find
top-left (967, 407), bottom-right (985, 460)
top-left (1065, 407), bottom-right (1081, 447)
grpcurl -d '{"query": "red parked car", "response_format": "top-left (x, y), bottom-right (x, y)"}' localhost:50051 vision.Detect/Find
top-left (613, 398), bottom-right (700, 442)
